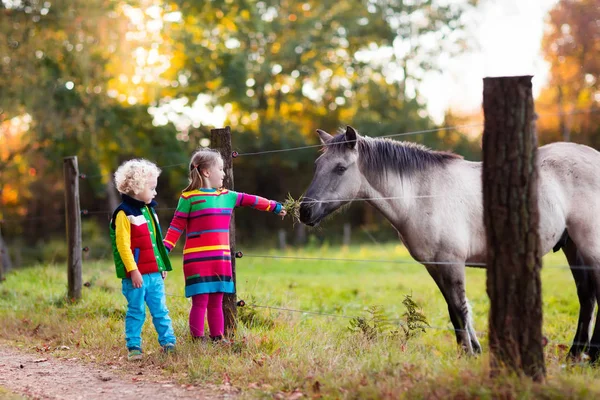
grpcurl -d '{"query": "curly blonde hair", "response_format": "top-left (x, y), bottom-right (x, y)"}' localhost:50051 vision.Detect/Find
top-left (114, 159), bottom-right (161, 195)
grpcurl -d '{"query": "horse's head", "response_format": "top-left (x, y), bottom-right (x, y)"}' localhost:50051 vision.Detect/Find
top-left (299, 126), bottom-right (361, 226)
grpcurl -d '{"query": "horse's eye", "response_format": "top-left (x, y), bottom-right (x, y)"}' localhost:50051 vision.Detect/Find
top-left (334, 165), bottom-right (347, 174)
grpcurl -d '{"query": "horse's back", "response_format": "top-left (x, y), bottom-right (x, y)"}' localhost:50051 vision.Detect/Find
top-left (538, 142), bottom-right (600, 191)
top-left (538, 142), bottom-right (600, 254)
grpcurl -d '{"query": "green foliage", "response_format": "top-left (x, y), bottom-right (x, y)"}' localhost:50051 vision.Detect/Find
top-left (400, 294), bottom-right (429, 342)
top-left (0, 0), bottom-right (481, 251)
top-left (282, 193), bottom-right (302, 225)
top-left (348, 296), bottom-right (429, 343)
top-left (238, 298), bottom-right (276, 330)
top-left (2, 246), bottom-right (600, 398)
top-left (348, 305), bottom-right (393, 340)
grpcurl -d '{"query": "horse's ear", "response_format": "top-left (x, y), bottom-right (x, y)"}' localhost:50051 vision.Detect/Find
top-left (345, 126), bottom-right (358, 149)
top-left (316, 129), bottom-right (333, 144)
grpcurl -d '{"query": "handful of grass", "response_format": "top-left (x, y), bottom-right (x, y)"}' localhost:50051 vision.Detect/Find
top-left (282, 193), bottom-right (302, 224)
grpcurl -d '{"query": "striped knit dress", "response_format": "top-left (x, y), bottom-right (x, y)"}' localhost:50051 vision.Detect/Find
top-left (163, 188), bottom-right (282, 298)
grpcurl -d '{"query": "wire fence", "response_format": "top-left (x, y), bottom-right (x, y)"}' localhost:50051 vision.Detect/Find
top-left (163, 291), bottom-right (588, 350)
top-left (2, 104), bottom-right (598, 352)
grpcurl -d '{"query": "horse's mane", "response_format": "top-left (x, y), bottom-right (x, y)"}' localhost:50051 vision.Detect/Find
top-left (327, 131), bottom-right (462, 176)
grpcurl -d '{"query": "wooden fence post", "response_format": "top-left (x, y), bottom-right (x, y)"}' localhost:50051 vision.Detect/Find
top-left (278, 229), bottom-right (287, 249)
top-left (482, 76), bottom-right (545, 382)
top-left (343, 223), bottom-right (351, 246)
top-left (64, 156), bottom-right (82, 301)
top-left (0, 224), bottom-right (12, 280)
top-left (210, 127), bottom-right (237, 336)
top-left (0, 228), bottom-right (4, 282)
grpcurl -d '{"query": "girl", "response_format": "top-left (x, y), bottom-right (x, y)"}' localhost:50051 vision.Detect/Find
top-left (110, 159), bottom-right (176, 360)
top-left (163, 149), bottom-right (286, 341)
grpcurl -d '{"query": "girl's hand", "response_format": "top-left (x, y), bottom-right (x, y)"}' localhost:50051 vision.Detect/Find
top-left (278, 209), bottom-right (287, 219)
top-left (162, 271), bottom-right (168, 280)
top-left (131, 270), bottom-right (143, 288)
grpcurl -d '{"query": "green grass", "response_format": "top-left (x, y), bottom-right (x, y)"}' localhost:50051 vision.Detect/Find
top-left (1, 244), bottom-right (600, 399)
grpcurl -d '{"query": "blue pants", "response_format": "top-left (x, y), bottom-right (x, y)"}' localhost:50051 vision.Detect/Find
top-left (121, 272), bottom-right (176, 349)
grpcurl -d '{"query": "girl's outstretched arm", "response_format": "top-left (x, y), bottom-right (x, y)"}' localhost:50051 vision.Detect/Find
top-left (235, 192), bottom-right (283, 215)
top-left (163, 195), bottom-right (190, 251)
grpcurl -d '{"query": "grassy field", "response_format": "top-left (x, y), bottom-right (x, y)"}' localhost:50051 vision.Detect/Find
top-left (2, 243), bottom-right (600, 399)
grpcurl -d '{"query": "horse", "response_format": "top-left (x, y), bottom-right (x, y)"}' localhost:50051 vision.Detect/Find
top-left (299, 125), bottom-right (599, 362)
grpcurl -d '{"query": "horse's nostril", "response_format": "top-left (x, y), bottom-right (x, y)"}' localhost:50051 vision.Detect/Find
top-left (299, 204), bottom-right (311, 222)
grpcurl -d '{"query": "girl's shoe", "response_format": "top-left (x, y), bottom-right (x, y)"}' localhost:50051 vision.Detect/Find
top-left (210, 335), bottom-right (231, 345)
top-left (192, 335), bottom-right (208, 343)
top-left (127, 347), bottom-right (143, 361)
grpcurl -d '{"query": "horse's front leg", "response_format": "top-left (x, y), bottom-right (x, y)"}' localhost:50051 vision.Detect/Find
top-left (426, 263), bottom-right (481, 355)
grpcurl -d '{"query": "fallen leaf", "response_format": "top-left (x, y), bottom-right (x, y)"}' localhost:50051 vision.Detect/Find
top-left (289, 390), bottom-right (305, 400)
top-left (33, 358), bottom-right (48, 363)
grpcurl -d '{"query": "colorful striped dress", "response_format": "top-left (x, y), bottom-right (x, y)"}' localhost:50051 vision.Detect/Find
top-left (163, 188), bottom-right (282, 297)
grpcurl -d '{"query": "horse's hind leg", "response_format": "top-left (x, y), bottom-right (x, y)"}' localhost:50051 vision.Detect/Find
top-left (563, 222), bottom-right (600, 364)
top-left (561, 233), bottom-right (596, 360)
top-left (426, 263), bottom-right (480, 355)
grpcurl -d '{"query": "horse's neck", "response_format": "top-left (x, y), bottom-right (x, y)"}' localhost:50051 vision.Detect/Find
top-left (360, 173), bottom-right (419, 232)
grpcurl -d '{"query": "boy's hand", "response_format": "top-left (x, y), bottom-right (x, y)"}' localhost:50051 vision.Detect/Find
top-left (162, 271), bottom-right (167, 280)
top-left (278, 209), bottom-right (287, 219)
top-left (131, 269), bottom-right (143, 288)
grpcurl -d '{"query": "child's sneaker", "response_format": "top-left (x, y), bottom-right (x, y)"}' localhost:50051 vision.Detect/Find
top-left (162, 343), bottom-right (176, 354)
top-left (210, 335), bottom-right (231, 345)
top-left (191, 335), bottom-right (208, 343)
top-left (127, 347), bottom-right (143, 361)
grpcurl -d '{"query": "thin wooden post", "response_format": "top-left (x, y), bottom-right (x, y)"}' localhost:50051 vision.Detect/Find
top-left (343, 223), bottom-right (351, 246)
top-left (0, 224), bottom-right (12, 277)
top-left (294, 223), bottom-right (306, 245)
top-left (278, 229), bottom-right (286, 249)
top-left (482, 76), bottom-right (545, 382)
top-left (210, 127), bottom-right (237, 336)
top-left (64, 156), bottom-right (82, 301)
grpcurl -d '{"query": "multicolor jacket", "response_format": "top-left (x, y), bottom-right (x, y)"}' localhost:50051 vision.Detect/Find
top-left (163, 188), bottom-right (282, 297)
top-left (110, 194), bottom-right (172, 279)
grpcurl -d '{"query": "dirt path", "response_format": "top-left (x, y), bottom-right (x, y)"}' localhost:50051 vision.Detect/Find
top-left (0, 345), bottom-right (237, 399)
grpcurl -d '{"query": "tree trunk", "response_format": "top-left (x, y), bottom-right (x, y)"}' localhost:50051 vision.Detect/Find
top-left (278, 229), bottom-right (286, 250)
top-left (482, 76), bottom-right (545, 382)
top-left (294, 223), bottom-right (306, 246)
top-left (557, 85), bottom-right (570, 142)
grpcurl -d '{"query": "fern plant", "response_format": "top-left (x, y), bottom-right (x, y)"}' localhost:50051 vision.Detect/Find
top-left (348, 295), bottom-right (429, 344)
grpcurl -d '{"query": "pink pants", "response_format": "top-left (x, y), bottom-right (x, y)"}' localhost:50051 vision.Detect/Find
top-left (189, 293), bottom-right (224, 338)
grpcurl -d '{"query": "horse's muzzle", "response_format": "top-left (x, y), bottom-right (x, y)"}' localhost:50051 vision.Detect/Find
top-left (299, 203), bottom-right (319, 226)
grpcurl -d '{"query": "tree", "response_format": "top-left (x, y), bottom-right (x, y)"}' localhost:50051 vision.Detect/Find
top-left (537, 0), bottom-right (600, 145)
top-left (0, 1), bottom-right (188, 244)
top-left (162, 0), bottom-right (477, 142)
top-left (482, 76), bottom-right (545, 382)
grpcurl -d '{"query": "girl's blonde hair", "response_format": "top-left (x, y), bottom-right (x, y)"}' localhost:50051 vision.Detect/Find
top-left (114, 159), bottom-right (161, 195)
top-left (183, 148), bottom-right (223, 192)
